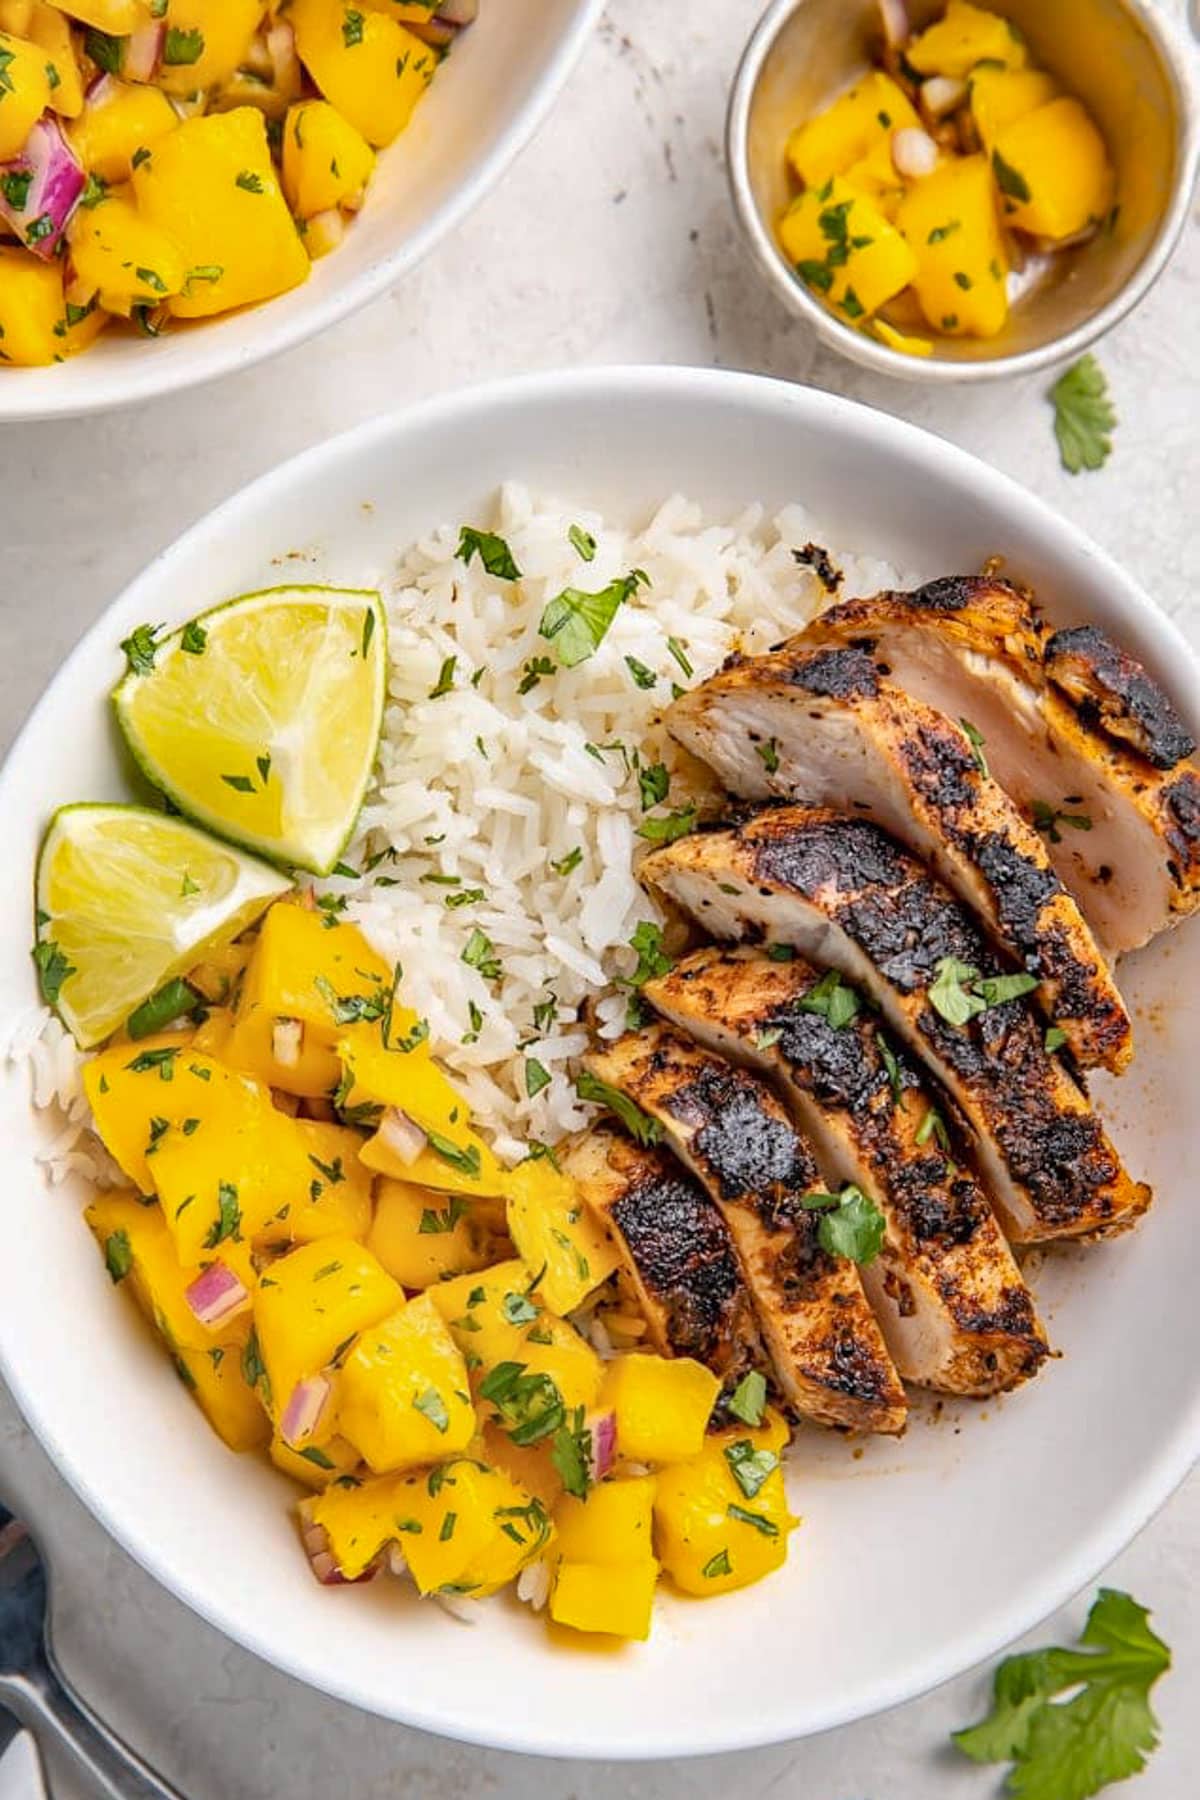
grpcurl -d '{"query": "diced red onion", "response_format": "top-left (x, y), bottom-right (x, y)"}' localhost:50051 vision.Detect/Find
top-left (184, 1262), bottom-right (251, 1330)
top-left (298, 1504), bottom-right (378, 1586)
top-left (83, 72), bottom-right (118, 106)
top-left (385, 1543), bottom-right (409, 1578)
top-left (272, 1017), bottom-right (303, 1069)
top-left (124, 21), bottom-right (165, 83)
top-left (379, 1107), bottom-right (427, 1166)
top-left (410, 0), bottom-right (477, 46)
top-left (280, 1375), bottom-right (331, 1447)
top-left (877, 0), bottom-right (909, 48)
top-left (921, 76), bottom-right (967, 118)
top-left (587, 1408), bottom-right (617, 1481)
top-left (892, 126), bottom-right (939, 178)
top-left (0, 119), bottom-right (85, 260)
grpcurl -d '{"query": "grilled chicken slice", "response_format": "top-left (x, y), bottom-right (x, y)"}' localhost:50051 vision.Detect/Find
top-left (799, 577), bottom-right (1200, 954)
top-left (666, 642), bottom-right (1131, 1072)
top-left (641, 807), bottom-right (1151, 1244)
top-left (644, 946), bottom-right (1049, 1397)
top-left (564, 1126), bottom-right (763, 1385)
top-left (583, 1025), bottom-right (908, 1435)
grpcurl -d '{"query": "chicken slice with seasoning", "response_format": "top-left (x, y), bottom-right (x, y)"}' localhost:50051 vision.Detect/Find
top-left (564, 1125), bottom-right (764, 1387)
top-left (641, 806), bottom-right (1150, 1245)
top-left (582, 1025), bottom-right (908, 1435)
top-left (644, 945), bottom-right (1049, 1396)
top-left (665, 641), bottom-right (1131, 1072)
top-left (796, 576), bottom-right (1200, 955)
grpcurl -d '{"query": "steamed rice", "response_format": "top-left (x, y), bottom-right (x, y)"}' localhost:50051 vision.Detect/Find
top-left (8, 485), bottom-right (912, 1172)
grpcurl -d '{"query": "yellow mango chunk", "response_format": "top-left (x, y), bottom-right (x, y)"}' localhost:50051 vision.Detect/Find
top-left (897, 152), bottom-right (1008, 337)
top-left (60, 294), bottom-right (107, 356)
top-left (505, 1157), bottom-right (619, 1316)
top-left (58, 2), bottom-right (140, 28)
top-left (155, 1), bottom-right (265, 99)
top-left (132, 108), bottom-right (309, 318)
top-left (479, 1422), bottom-right (563, 1511)
top-left (253, 1119), bottom-right (374, 1249)
top-left (68, 77), bottom-right (179, 185)
top-left (282, 99), bottom-right (375, 219)
top-left (872, 317), bottom-right (934, 356)
top-left (654, 1409), bottom-right (795, 1597)
top-left (83, 1036), bottom-right (254, 1195)
top-left (601, 1353), bottom-right (719, 1464)
top-left (10, 3), bottom-right (84, 117)
top-left (337, 1293), bottom-right (476, 1474)
top-left (779, 177), bottom-right (917, 323)
top-left (305, 1468), bottom-right (409, 1580)
top-left (67, 193), bottom-right (187, 314)
top-left (968, 65), bottom-right (1058, 153)
top-left (338, 1015), bottom-right (468, 1136)
top-left (238, 903), bottom-right (390, 1039)
top-left (0, 248), bottom-right (63, 366)
top-left (363, 1126), bottom-right (508, 1198)
top-left (0, 29), bottom-right (52, 157)
top-left (366, 1176), bottom-right (494, 1289)
top-left (431, 1260), bottom-right (604, 1416)
top-left (550, 1558), bottom-right (658, 1641)
top-left (254, 1237), bottom-right (402, 1419)
top-left (907, 1), bottom-right (1027, 80)
top-left (841, 133), bottom-right (906, 221)
top-left (554, 1475), bottom-right (657, 1566)
top-left (84, 1193), bottom-right (268, 1453)
top-left (786, 69), bottom-right (919, 189)
top-left (271, 1429), bottom-right (361, 1490)
top-left (991, 96), bottom-right (1115, 241)
top-left (291, 0), bottom-right (436, 147)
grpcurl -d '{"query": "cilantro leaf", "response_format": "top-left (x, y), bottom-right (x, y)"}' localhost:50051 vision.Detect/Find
top-left (457, 525), bottom-right (522, 581)
top-left (574, 1069), bottom-right (662, 1146)
top-left (801, 1183), bottom-right (885, 1264)
top-left (953, 1588), bottom-right (1170, 1800)
top-left (1050, 355), bottom-right (1116, 476)
top-left (928, 956), bottom-right (988, 1026)
top-left (727, 1369), bottom-right (766, 1427)
top-left (538, 569), bottom-right (648, 668)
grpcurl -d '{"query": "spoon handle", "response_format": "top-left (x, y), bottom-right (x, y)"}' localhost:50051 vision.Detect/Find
top-left (0, 1647), bottom-right (182, 1800)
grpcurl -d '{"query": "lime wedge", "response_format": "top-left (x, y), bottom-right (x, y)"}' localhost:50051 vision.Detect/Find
top-left (35, 804), bottom-right (292, 1048)
top-left (112, 585), bottom-right (387, 875)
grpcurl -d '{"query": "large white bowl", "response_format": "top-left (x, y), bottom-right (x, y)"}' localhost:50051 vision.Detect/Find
top-left (1, 368), bottom-right (1197, 1759)
top-left (0, 1), bottom-right (602, 422)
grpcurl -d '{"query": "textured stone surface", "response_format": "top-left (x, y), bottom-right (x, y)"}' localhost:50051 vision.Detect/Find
top-left (0, 0), bottom-right (1196, 1793)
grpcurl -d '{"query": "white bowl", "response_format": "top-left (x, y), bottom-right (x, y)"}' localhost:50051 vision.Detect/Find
top-left (1, 367), bottom-right (1197, 1759)
top-left (0, 1), bottom-right (602, 423)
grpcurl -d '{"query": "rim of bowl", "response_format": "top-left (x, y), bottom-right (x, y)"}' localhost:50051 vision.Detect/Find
top-left (2, 365), bottom-right (1198, 1759)
top-left (726, 0), bottom-right (1200, 384)
top-left (0, 0), bottom-right (605, 425)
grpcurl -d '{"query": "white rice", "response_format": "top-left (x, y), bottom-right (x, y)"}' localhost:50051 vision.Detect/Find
top-left (9, 486), bottom-right (910, 1175)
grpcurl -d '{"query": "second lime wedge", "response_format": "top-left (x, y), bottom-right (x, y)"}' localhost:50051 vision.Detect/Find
top-left (113, 585), bottom-right (387, 874)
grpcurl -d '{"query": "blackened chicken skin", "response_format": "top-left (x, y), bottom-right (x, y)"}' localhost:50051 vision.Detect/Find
top-left (644, 945), bottom-right (1049, 1397)
top-left (665, 640), bottom-right (1131, 1072)
top-left (798, 578), bottom-right (1200, 956)
top-left (563, 1126), bottom-right (763, 1386)
top-left (641, 807), bottom-right (1151, 1245)
top-left (583, 1024), bottom-right (908, 1435)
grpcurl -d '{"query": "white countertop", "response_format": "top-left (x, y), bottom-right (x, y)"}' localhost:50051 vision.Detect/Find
top-left (1, 3), bottom-right (1197, 1795)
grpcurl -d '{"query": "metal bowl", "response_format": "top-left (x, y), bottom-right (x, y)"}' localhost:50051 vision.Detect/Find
top-left (727, 0), bottom-right (1200, 381)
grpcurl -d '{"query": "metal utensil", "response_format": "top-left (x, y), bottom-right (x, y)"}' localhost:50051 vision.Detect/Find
top-left (727, 0), bottom-right (1200, 381)
top-left (0, 1506), bottom-right (181, 1800)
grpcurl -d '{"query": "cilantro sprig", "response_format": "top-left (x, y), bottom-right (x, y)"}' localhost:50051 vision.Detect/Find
top-left (1050, 355), bottom-right (1117, 476)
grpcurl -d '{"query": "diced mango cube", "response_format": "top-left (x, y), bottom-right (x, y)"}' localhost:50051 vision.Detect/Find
top-left (841, 133), bottom-right (907, 221)
top-left (132, 107), bottom-right (309, 318)
top-left (968, 65), bottom-right (1058, 153)
top-left (991, 96), bottom-right (1115, 241)
top-left (0, 248), bottom-right (63, 366)
top-left (907, 1), bottom-right (1027, 80)
top-left (13, 3), bottom-right (84, 117)
top-left (479, 1422), bottom-right (563, 1511)
top-left (785, 69), bottom-right (919, 189)
top-left (601, 1353), bottom-right (719, 1464)
top-left (779, 177), bottom-right (917, 322)
top-left (271, 1430), bottom-right (361, 1490)
top-left (505, 1157), bottom-right (619, 1316)
top-left (554, 1475), bottom-right (657, 1566)
top-left (366, 1177), bottom-right (493, 1289)
top-left (83, 1036), bottom-right (257, 1196)
top-left (431, 1260), bottom-right (603, 1415)
top-left (153, 2), bottom-right (264, 99)
top-left (59, 1), bottom-right (140, 28)
top-left (338, 1014), bottom-right (470, 1137)
top-left (282, 99), bottom-right (375, 219)
top-left (336, 1293), bottom-right (476, 1475)
top-left (68, 76), bottom-right (180, 185)
top-left (253, 1119), bottom-right (374, 1249)
top-left (67, 194), bottom-right (187, 314)
top-left (0, 29), bottom-right (52, 158)
top-left (290, 0), bottom-right (436, 148)
top-left (305, 1468), bottom-right (410, 1580)
top-left (236, 903), bottom-right (391, 1044)
top-left (872, 317), bottom-right (934, 356)
top-left (550, 1559), bottom-right (658, 1641)
top-left (653, 1410), bottom-right (795, 1597)
top-left (254, 1237), bottom-right (402, 1419)
top-left (897, 152), bottom-right (1008, 337)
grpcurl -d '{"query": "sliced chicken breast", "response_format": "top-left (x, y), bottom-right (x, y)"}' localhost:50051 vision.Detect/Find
top-left (641, 807), bottom-right (1151, 1245)
top-left (583, 1025), bottom-right (908, 1435)
top-left (799, 577), bottom-right (1200, 954)
top-left (643, 945), bottom-right (1049, 1397)
top-left (666, 642), bottom-right (1131, 1072)
top-left (564, 1126), bottom-right (763, 1385)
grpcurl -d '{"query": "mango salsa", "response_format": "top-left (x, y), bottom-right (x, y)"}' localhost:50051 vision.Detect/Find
top-left (653, 1410), bottom-right (797, 1597)
top-left (254, 1237), bottom-right (402, 1419)
top-left (968, 66), bottom-right (1058, 153)
top-left (430, 1260), bottom-right (604, 1417)
top-left (0, 248), bottom-right (63, 366)
top-left (290, 0), bottom-right (437, 149)
top-left (779, 178), bottom-right (918, 323)
top-left (906, 1), bottom-right (1027, 80)
top-left (786, 70), bottom-right (919, 190)
top-left (896, 154), bottom-right (1009, 337)
top-left (366, 1176), bottom-right (495, 1289)
top-left (991, 97), bottom-right (1115, 241)
top-left (0, 29), bottom-right (52, 159)
top-left (601, 1353), bottom-right (719, 1464)
top-left (504, 1156), bottom-right (619, 1316)
top-left (554, 1475), bottom-right (657, 1566)
top-left (549, 1558), bottom-right (658, 1641)
top-left (67, 77), bottom-right (179, 184)
top-left (67, 194), bottom-right (188, 317)
top-left (282, 100), bottom-right (376, 220)
top-left (336, 1294), bottom-right (477, 1475)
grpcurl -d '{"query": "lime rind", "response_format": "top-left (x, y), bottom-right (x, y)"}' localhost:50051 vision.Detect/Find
top-left (111, 585), bottom-right (388, 876)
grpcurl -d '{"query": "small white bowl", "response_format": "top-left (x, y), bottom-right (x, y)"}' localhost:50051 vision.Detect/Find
top-left (0, 0), bottom-right (602, 422)
top-left (1, 367), bottom-right (1197, 1758)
